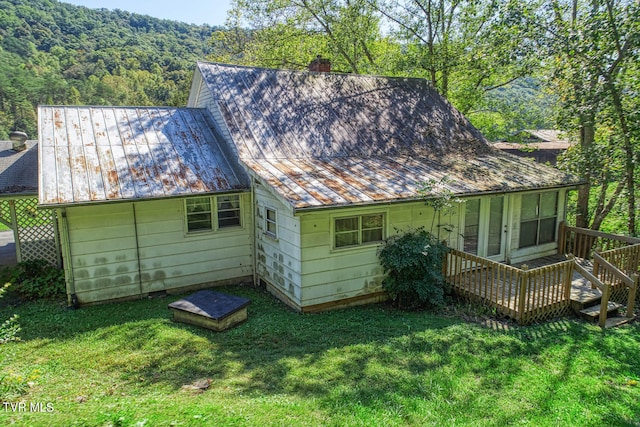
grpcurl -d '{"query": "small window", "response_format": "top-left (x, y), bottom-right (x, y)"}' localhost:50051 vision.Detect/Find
top-left (265, 208), bottom-right (277, 237)
top-left (334, 213), bottom-right (384, 248)
top-left (186, 197), bottom-right (212, 232)
top-left (217, 195), bottom-right (241, 228)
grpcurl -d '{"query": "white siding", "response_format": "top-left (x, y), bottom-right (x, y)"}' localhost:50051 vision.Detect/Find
top-left (298, 201), bottom-right (458, 308)
top-left (254, 181), bottom-right (303, 306)
top-left (134, 196), bottom-right (253, 293)
top-left (187, 68), bottom-right (235, 154)
top-left (65, 195), bottom-right (253, 304)
top-left (66, 203), bottom-right (140, 303)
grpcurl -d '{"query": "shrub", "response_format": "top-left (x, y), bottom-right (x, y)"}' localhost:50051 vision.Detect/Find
top-left (377, 228), bottom-right (450, 309)
top-left (8, 259), bottom-right (65, 300)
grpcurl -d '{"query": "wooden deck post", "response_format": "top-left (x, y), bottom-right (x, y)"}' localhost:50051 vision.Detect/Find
top-left (517, 271), bottom-right (527, 324)
top-left (599, 284), bottom-right (611, 329)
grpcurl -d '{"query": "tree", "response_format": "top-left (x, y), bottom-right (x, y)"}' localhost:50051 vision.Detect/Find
top-left (524, 0), bottom-right (639, 234)
top-left (371, 0), bottom-right (537, 114)
top-left (221, 0), bottom-right (389, 73)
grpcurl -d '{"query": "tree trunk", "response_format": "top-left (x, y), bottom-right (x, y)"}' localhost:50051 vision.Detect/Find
top-left (575, 119), bottom-right (594, 228)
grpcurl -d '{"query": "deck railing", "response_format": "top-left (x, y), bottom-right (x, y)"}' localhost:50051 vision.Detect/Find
top-left (596, 243), bottom-right (640, 279)
top-left (558, 222), bottom-right (640, 259)
top-left (592, 244), bottom-right (640, 325)
top-left (445, 249), bottom-right (573, 324)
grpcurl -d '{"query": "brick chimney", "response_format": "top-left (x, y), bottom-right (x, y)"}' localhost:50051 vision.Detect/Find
top-left (308, 55), bottom-right (331, 73)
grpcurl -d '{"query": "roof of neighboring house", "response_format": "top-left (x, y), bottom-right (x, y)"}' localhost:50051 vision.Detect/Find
top-left (38, 106), bottom-right (250, 206)
top-left (0, 140), bottom-right (38, 196)
top-left (197, 62), bottom-right (583, 210)
top-left (493, 129), bottom-right (573, 150)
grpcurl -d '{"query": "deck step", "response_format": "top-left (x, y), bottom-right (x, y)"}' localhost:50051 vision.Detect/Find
top-left (604, 316), bottom-right (634, 329)
top-left (579, 302), bottom-right (623, 320)
top-left (570, 285), bottom-right (602, 311)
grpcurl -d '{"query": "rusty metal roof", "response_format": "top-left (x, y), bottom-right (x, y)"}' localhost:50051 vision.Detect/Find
top-left (38, 106), bottom-right (249, 206)
top-left (0, 140), bottom-right (38, 196)
top-left (197, 62), bottom-right (582, 211)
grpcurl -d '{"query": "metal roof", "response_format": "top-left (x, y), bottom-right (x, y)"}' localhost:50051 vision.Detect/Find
top-left (197, 62), bottom-right (583, 210)
top-left (0, 140), bottom-right (38, 196)
top-left (38, 106), bottom-right (249, 206)
top-left (493, 129), bottom-right (573, 150)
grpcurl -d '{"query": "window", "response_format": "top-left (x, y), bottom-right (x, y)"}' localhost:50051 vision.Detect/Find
top-left (186, 197), bottom-right (212, 232)
top-left (519, 192), bottom-right (558, 248)
top-left (334, 213), bottom-right (384, 248)
top-left (463, 196), bottom-right (505, 258)
top-left (217, 195), bottom-right (241, 228)
top-left (186, 194), bottom-right (242, 233)
top-left (265, 208), bottom-right (277, 237)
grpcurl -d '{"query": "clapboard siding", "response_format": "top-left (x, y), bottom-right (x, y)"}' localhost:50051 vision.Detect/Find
top-left (297, 201), bottom-right (458, 307)
top-left (187, 67), bottom-right (235, 153)
top-left (135, 196), bottom-right (252, 293)
top-left (65, 195), bottom-right (253, 304)
top-left (254, 182), bottom-right (303, 306)
top-left (66, 203), bottom-right (139, 303)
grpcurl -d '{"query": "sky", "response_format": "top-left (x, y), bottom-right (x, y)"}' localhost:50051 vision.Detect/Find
top-left (62, 0), bottom-right (233, 27)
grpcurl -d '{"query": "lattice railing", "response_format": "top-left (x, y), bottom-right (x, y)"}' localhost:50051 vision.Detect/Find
top-left (1, 198), bottom-right (60, 266)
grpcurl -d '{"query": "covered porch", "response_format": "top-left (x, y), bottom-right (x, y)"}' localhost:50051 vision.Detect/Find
top-left (445, 223), bottom-right (640, 327)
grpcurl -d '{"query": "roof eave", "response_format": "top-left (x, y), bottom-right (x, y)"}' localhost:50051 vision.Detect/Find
top-left (37, 188), bottom-right (252, 209)
top-left (292, 181), bottom-right (584, 214)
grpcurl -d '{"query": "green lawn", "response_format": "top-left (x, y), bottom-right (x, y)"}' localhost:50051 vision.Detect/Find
top-left (1, 286), bottom-right (639, 426)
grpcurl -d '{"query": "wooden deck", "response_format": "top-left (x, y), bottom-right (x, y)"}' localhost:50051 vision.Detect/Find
top-left (447, 225), bottom-right (640, 326)
top-left (513, 254), bottom-right (599, 304)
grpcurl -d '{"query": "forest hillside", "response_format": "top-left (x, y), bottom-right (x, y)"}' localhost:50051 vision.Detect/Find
top-left (0, 0), bottom-right (217, 139)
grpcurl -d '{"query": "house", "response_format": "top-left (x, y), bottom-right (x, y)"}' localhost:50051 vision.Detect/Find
top-left (38, 61), bottom-right (583, 310)
top-left (0, 133), bottom-right (60, 266)
top-left (493, 129), bottom-right (573, 165)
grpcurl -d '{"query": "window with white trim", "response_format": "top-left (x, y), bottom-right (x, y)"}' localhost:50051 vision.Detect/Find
top-left (186, 197), bottom-right (213, 232)
top-left (217, 195), bottom-right (241, 228)
top-left (519, 191), bottom-right (558, 248)
top-left (265, 207), bottom-right (277, 237)
top-left (185, 194), bottom-right (242, 233)
top-left (334, 213), bottom-right (384, 248)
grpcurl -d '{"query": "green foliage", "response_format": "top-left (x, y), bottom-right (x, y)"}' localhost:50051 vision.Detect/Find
top-left (377, 228), bottom-right (450, 309)
top-left (8, 259), bottom-right (65, 300)
top-left (418, 176), bottom-right (462, 237)
top-left (0, 283), bottom-right (20, 344)
top-left (224, 0), bottom-right (389, 74)
top-left (467, 77), bottom-right (555, 142)
top-left (0, 0), bottom-right (218, 138)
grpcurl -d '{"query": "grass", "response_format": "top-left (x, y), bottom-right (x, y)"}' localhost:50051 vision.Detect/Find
top-left (1, 286), bottom-right (640, 426)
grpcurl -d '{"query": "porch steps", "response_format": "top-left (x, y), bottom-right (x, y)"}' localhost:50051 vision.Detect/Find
top-left (604, 316), bottom-right (634, 329)
top-left (578, 301), bottom-right (623, 321)
top-left (570, 284), bottom-right (602, 312)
